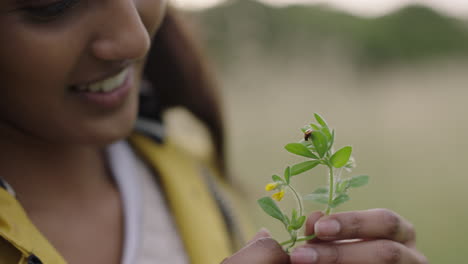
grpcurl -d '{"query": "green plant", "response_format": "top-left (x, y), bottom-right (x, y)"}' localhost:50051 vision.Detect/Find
top-left (257, 113), bottom-right (369, 252)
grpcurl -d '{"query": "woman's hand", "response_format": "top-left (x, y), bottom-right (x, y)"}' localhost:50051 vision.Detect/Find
top-left (221, 229), bottom-right (290, 264)
top-left (290, 209), bottom-right (428, 264)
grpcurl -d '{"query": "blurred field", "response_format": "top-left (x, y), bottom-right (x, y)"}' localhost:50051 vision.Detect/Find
top-left (190, 1), bottom-right (468, 262)
top-left (220, 51), bottom-right (468, 263)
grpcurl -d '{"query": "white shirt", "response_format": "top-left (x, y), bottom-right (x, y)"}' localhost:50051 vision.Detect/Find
top-left (108, 141), bottom-right (189, 264)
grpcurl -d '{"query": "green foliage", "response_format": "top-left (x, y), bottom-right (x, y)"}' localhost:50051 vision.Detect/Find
top-left (284, 166), bottom-right (291, 184)
top-left (330, 146), bottom-right (353, 168)
top-left (312, 187), bottom-right (329, 194)
top-left (272, 174), bottom-right (283, 183)
top-left (193, 0), bottom-right (468, 67)
top-left (258, 197), bottom-right (286, 224)
top-left (290, 210), bottom-right (306, 231)
top-left (311, 130), bottom-right (329, 158)
top-left (349, 175), bottom-right (370, 188)
top-left (304, 193), bottom-right (329, 204)
top-left (291, 160), bottom-right (320, 176)
top-left (285, 143), bottom-right (318, 159)
top-left (314, 113), bottom-right (329, 128)
top-left (258, 113), bottom-right (369, 252)
top-left (331, 194), bottom-right (350, 208)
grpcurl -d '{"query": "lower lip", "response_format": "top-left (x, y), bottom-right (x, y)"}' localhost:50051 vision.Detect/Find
top-left (73, 69), bottom-right (133, 109)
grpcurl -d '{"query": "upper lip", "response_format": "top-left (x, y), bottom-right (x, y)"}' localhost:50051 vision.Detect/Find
top-left (71, 64), bottom-right (131, 88)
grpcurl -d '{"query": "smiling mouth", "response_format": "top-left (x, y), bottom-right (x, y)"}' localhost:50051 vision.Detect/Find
top-left (70, 68), bottom-right (130, 93)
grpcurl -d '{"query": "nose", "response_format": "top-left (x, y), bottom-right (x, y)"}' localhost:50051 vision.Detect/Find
top-left (90, 0), bottom-right (151, 62)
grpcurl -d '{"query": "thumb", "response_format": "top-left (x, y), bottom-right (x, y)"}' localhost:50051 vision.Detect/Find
top-left (221, 229), bottom-right (290, 264)
top-left (247, 228), bottom-right (271, 243)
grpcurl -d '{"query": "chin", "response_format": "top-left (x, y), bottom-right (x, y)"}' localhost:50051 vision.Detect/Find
top-left (84, 122), bottom-right (135, 147)
top-left (48, 95), bottom-right (140, 148)
top-left (78, 103), bottom-right (139, 147)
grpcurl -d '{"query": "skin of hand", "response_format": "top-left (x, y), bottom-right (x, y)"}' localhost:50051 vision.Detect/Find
top-left (221, 229), bottom-right (290, 264)
top-left (290, 209), bottom-right (428, 264)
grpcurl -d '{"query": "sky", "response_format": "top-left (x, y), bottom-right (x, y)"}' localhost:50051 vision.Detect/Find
top-left (171, 0), bottom-right (468, 17)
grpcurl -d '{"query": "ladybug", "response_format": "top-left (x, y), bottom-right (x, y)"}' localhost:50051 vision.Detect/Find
top-left (304, 129), bottom-right (313, 141)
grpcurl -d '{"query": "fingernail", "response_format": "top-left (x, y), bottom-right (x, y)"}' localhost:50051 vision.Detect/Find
top-left (257, 228), bottom-right (270, 236)
top-left (292, 247), bottom-right (318, 264)
top-left (315, 219), bottom-right (341, 237)
top-left (249, 228), bottom-right (270, 242)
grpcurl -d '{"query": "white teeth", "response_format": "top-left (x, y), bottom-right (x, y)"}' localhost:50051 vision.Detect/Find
top-left (89, 83), bottom-right (101, 92)
top-left (75, 68), bottom-right (129, 93)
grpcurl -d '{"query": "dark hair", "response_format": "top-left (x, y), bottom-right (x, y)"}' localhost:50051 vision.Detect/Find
top-left (142, 7), bottom-right (226, 172)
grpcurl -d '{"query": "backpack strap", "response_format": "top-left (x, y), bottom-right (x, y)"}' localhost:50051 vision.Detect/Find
top-left (0, 188), bottom-right (67, 264)
top-left (129, 132), bottom-right (233, 264)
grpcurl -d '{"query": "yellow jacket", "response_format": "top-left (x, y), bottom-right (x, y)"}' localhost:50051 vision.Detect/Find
top-left (0, 118), bottom-right (253, 264)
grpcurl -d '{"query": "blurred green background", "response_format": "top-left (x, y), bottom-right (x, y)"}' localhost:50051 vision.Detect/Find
top-left (190, 1), bottom-right (468, 262)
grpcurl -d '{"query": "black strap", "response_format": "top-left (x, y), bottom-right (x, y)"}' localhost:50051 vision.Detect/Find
top-left (0, 178), bottom-right (7, 191)
top-left (138, 80), bottom-right (163, 125)
top-left (0, 178), bottom-right (15, 197)
top-left (136, 80), bottom-right (164, 144)
top-left (134, 118), bottom-right (165, 144)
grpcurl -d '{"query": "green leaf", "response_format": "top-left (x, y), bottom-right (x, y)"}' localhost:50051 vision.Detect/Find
top-left (284, 166), bottom-right (291, 184)
top-left (311, 130), bottom-right (328, 158)
top-left (310, 124), bottom-right (321, 131)
top-left (291, 208), bottom-right (298, 223)
top-left (330, 146), bottom-right (353, 168)
top-left (296, 216), bottom-right (306, 228)
top-left (314, 113), bottom-right (333, 141)
top-left (314, 113), bottom-right (329, 128)
top-left (312, 187), bottom-right (328, 194)
top-left (331, 193), bottom-right (350, 208)
top-left (291, 160), bottom-right (320, 176)
top-left (303, 193), bottom-right (329, 204)
top-left (344, 157), bottom-right (355, 170)
top-left (257, 197), bottom-right (286, 223)
top-left (330, 130), bottom-right (335, 149)
top-left (321, 127), bottom-right (333, 142)
top-left (336, 180), bottom-right (350, 193)
top-left (272, 174), bottom-right (283, 183)
top-left (300, 140), bottom-right (316, 152)
top-left (291, 215), bottom-right (306, 230)
top-left (300, 140), bottom-right (313, 147)
top-left (285, 143), bottom-right (319, 159)
top-left (349, 175), bottom-right (369, 188)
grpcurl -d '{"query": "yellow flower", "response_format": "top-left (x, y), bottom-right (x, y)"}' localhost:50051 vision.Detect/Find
top-left (272, 190), bottom-right (285, 201)
top-left (265, 182), bottom-right (279, 191)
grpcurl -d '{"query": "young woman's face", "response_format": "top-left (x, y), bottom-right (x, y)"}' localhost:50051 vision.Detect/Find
top-left (0, 0), bottom-right (168, 146)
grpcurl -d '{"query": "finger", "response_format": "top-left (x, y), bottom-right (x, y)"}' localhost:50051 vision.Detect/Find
top-left (313, 209), bottom-right (416, 244)
top-left (291, 239), bottom-right (426, 264)
top-left (247, 228), bottom-right (271, 244)
top-left (221, 232), bottom-right (290, 264)
top-left (303, 211), bottom-right (324, 243)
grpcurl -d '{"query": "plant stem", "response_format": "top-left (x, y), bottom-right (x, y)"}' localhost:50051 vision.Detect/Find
top-left (284, 184), bottom-right (303, 252)
top-left (285, 232), bottom-right (297, 252)
top-left (325, 165), bottom-right (334, 215)
top-left (287, 185), bottom-right (303, 217)
top-left (280, 234), bottom-right (317, 246)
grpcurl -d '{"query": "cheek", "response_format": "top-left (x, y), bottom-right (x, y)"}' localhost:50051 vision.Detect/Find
top-left (0, 18), bottom-right (86, 113)
top-left (0, 21), bottom-right (79, 134)
top-left (0, 19), bottom-right (83, 85)
top-left (0, 19), bottom-right (135, 145)
top-left (0, 0), bottom-right (167, 145)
